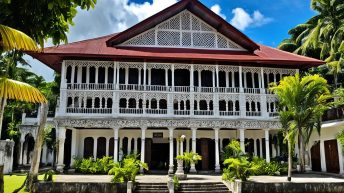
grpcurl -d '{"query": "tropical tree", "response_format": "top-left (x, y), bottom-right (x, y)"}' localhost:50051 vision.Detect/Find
top-left (270, 74), bottom-right (332, 173)
top-left (279, 110), bottom-right (295, 181)
top-left (279, 0), bottom-right (344, 88)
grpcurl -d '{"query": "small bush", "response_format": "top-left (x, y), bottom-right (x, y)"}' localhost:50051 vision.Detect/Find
top-left (109, 154), bottom-right (148, 183)
top-left (43, 170), bottom-right (54, 182)
top-left (173, 175), bottom-right (180, 191)
top-left (72, 156), bottom-right (115, 174)
top-left (222, 157), bottom-right (258, 181)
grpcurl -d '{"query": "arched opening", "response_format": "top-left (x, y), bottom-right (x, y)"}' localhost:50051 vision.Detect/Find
top-left (97, 137), bottom-right (107, 158)
top-left (109, 137), bottom-right (114, 157)
top-left (174, 69), bottom-right (190, 86)
top-left (199, 100), bottom-right (207, 110)
top-left (83, 137), bottom-right (94, 158)
top-left (119, 98), bottom-right (127, 108)
top-left (159, 99), bottom-right (167, 109)
top-left (151, 99), bottom-right (157, 109)
top-left (128, 98), bottom-right (136, 108)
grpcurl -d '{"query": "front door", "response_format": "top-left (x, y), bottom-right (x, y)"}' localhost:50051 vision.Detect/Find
top-left (325, 139), bottom-right (340, 173)
top-left (311, 142), bottom-right (321, 172)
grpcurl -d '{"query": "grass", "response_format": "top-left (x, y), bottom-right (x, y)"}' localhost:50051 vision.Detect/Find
top-left (4, 174), bottom-right (45, 193)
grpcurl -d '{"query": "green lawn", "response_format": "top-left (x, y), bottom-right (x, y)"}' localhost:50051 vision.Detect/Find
top-left (4, 174), bottom-right (45, 193)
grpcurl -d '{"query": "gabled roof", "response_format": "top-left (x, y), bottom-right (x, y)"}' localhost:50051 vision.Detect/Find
top-left (106, 0), bottom-right (259, 51)
top-left (29, 33), bottom-right (324, 72)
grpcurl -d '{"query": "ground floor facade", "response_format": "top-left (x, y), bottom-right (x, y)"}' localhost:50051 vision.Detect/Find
top-left (52, 118), bottom-right (282, 173)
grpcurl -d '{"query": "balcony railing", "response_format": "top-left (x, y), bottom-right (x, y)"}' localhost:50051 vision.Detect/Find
top-left (174, 110), bottom-right (190, 115)
top-left (67, 83), bottom-right (114, 90)
top-left (66, 107), bottom-right (112, 114)
top-left (246, 111), bottom-right (262, 117)
top-left (220, 111), bottom-right (240, 116)
top-left (194, 110), bottom-right (214, 116)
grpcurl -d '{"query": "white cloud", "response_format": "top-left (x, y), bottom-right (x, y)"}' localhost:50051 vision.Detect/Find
top-left (210, 4), bottom-right (226, 19)
top-left (30, 0), bottom-right (178, 81)
top-left (230, 8), bottom-right (272, 31)
top-left (67, 0), bottom-right (177, 43)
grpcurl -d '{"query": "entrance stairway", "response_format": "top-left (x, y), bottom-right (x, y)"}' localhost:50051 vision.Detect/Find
top-left (179, 182), bottom-right (230, 193)
top-left (134, 183), bottom-right (169, 193)
top-left (134, 182), bottom-right (230, 193)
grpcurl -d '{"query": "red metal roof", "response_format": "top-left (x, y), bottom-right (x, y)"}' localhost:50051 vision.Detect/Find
top-left (29, 33), bottom-right (324, 72)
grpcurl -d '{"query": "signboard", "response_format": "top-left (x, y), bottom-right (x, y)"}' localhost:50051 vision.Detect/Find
top-left (153, 132), bottom-right (163, 138)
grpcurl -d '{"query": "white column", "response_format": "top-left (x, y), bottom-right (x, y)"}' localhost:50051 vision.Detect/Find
top-left (138, 68), bottom-right (142, 85)
top-left (125, 67), bottom-right (129, 85)
top-left (190, 128), bottom-right (197, 173)
top-left (320, 139), bottom-right (327, 172)
top-left (148, 68), bottom-right (151, 86)
top-left (214, 128), bottom-right (221, 173)
top-left (212, 70), bottom-right (216, 88)
top-left (240, 129), bottom-right (245, 153)
top-left (128, 137), bottom-right (132, 155)
top-left (180, 139), bottom-right (184, 156)
top-left (86, 66), bottom-right (90, 84)
top-left (198, 70), bottom-right (202, 88)
top-left (41, 143), bottom-right (47, 164)
top-left (106, 138), bottom-right (110, 156)
top-left (57, 127), bottom-right (66, 172)
top-left (71, 129), bottom-right (77, 165)
top-left (260, 138), bottom-right (263, 158)
top-left (265, 129), bottom-right (270, 163)
top-left (337, 140), bottom-right (344, 174)
top-left (168, 128), bottom-right (174, 173)
top-left (143, 62), bottom-right (147, 88)
top-left (176, 138), bottom-right (180, 156)
top-left (165, 69), bottom-right (168, 87)
top-left (216, 65), bottom-right (219, 88)
top-left (225, 71), bottom-right (229, 88)
top-left (113, 128), bottom-right (119, 162)
top-left (172, 64), bottom-right (175, 90)
top-left (71, 65), bottom-right (75, 84)
top-left (254, 139), bottom-right (257, 156)
top-left (19, 138), bottom-right (24, 165)
top-left (95, 67), bottom-right (99, 84)
top-left (140, 127), bottom-right (146, 173)
top-left (190, 65), bottom-right (194, 90)
top-left (105, 67), bottom-right (108, 84)
top-left (134, 138), bottom-right (138, 153)
top-left (186, 138), bottom-right (190, 153)
top-left (93, 137), bottom-right (98, 160)
top-left (116, 64), bottom-right (120, 89)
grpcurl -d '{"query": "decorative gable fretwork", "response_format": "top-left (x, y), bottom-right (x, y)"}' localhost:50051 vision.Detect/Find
top-left (120, 10), bottom-right (245, 51)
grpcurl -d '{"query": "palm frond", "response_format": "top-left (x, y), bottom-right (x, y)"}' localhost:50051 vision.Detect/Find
top-left (0, 77), bottom-right (47, 103)
top-left (0, 24), bottom-right (39, 52)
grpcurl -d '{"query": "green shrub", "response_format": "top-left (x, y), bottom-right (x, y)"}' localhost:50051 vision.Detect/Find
top-left (251, 156), bottom-right (288, 176)
top-left (109, 154), bottom-right (148, 183)
top-left (43, 170), bottom-right (54, 182)
top-left (222, 157), bottom-right (258, 181)
top-left (222, 140), bottom-right (244, 161)
top-left (173, 175), bottom-right (180, 191)
top-left (72, 156), bottom-right (115, 174)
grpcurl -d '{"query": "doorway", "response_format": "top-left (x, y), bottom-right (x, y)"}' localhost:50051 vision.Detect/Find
top-left (311, 142), bottom-right (321, 172)
top-left (324, 139), bottom-right (340, 173)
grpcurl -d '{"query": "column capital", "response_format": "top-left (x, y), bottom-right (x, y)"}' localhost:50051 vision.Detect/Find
top-left (141, 127), bottom-right (147, 131)
top-left (168, 127), bottom-right (175, 131)
top-left (191, 127), bottom-right (198, 131)
top-left (213, 127), bottom-right (220, 131)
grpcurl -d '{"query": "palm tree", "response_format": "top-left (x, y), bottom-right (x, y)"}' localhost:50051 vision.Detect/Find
top-left (278, 111), bottom-right (295, 181)
top-left (270, 74), bottom-right (331, 172)
top-left (1, 23), bottom-right (47, 192)
top-left (279, 0), bottom-right (344, 88)
top-left (0, 24), bottom-right (39, 52)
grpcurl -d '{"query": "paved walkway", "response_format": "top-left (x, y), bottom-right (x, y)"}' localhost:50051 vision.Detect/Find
top-left (54, 173), bottom-right (344, 183)
top-left (249, 173), bottom-right (344, 183)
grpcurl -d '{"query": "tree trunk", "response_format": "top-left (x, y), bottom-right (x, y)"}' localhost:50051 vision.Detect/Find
top-left (0, 165), bottom-right (3, 193)
top-left (287, 139), bottom-right (292, 181)
top-left (26, 103), bottom-right (48, 191)
top-left (0, 98), bottom-right (7, 139)
top-left (298, 130), bottom-right (305, 173)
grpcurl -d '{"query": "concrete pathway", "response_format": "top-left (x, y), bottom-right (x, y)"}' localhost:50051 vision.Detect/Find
top-left (249, 173), bottom-right (344, 183)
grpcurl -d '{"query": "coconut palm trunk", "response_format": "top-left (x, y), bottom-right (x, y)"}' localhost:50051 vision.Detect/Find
top-left (287, 139), bottom-right (292, 181)
top-left (0, 98), bottom-right (6, 139)
top-left (298, 128), bottom-right (306, 172)
top-left (26, 103), bottom-right (48, 191)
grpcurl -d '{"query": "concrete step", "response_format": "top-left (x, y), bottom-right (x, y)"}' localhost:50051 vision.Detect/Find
top-left (134, 183), bottom-right (169, 193)
top-left (178, 182), bottom-right (230, 193)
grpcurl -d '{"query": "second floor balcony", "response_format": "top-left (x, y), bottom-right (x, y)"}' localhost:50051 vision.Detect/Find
top-left (55, 60), bottom-right (296, 120)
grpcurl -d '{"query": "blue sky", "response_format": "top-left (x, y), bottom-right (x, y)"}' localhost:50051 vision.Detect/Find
top-left (27, 0), bottom-right (317, 81)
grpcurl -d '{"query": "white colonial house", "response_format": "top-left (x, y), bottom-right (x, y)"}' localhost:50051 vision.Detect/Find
top-left (19, 0), bottom-right (342, 174)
